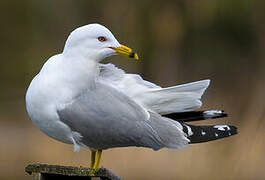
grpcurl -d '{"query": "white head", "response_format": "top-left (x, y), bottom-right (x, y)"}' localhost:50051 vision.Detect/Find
top-left (63, 24), bottom-right (138, 62)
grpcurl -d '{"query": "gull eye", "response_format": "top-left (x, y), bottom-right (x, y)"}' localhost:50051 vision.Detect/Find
top-left (98, 36), bottom-right (107, 42)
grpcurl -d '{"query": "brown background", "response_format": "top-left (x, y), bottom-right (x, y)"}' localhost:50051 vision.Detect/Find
top-left (0, 0), bottom-right (264, 179)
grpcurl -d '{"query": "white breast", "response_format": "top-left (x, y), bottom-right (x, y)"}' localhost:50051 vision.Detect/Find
top-left (25, 53), bottom-right (96, 145)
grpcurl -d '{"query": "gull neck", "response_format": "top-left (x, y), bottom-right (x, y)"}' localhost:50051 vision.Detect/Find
top-left (61, 53), bottom-right (100, 90)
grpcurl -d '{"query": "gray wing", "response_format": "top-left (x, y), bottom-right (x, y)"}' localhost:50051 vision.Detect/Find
top-left (57, 83), bottom-right (158, 150)
top-left (57, 82), bottom-right (188, 150)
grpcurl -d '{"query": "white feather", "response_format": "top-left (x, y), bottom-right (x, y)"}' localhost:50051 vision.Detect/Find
top-left (134, 80), bottom-right (210, 114)
top-left (99, 63), bottom-right (210, 114)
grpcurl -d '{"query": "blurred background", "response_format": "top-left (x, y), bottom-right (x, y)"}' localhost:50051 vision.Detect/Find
top-left (0, 0), bottom-right (264, 179)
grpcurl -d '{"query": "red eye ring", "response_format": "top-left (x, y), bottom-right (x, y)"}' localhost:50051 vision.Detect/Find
top-left (98, 36), bottom-right (107, 42)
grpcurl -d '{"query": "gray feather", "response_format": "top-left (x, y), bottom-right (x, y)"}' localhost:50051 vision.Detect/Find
top-left (57, 82), bottom-right (189, 150)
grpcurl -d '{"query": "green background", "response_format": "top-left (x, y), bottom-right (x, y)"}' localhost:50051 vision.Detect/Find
top-left (0, 0), bottom-right (264, 179)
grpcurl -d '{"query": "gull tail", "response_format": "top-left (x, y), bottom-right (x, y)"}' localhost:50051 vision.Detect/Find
top-left (164, 110), bottom-right (227, 122)
top-left (181, 123), bottom-right (237, 143)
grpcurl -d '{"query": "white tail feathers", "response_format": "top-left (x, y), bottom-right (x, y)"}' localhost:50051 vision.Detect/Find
top-left (137, 80), bottom-right (210, 115)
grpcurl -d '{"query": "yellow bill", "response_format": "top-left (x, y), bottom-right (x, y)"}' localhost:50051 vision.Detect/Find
top-left (110, 44), bottom-right (139, 60)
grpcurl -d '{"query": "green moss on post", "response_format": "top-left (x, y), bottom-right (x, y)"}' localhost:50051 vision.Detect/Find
top-left (25, 164), bottom-right (122, 180)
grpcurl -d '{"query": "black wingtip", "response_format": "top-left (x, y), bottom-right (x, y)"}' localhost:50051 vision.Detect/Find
top-left (164, 110), bottom-right (228, 122)
top-left (186, 124), bottom-right (238, 144)
top-left (228, 125), bottom-right (238, 135)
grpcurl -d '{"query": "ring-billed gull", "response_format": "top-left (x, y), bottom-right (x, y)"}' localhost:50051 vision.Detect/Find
top-left (26, 23), bottom-right (237, 171)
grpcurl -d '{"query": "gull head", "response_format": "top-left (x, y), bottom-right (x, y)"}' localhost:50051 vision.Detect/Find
top-left (63, 23), bottom-right (139, 62)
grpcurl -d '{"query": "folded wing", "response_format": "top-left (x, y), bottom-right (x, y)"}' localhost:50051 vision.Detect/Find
top-left (57, 82), bottom-right (189, 150)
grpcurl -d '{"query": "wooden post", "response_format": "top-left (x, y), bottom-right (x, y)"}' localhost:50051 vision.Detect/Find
top-left (25, 164), bottom-right (123, 180)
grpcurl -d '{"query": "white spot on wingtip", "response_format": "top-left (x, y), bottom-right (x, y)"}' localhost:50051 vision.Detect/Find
top-left (201, 130), bottom-right (206, 136)
top-left (203, 110), bottom-right (223, 119)
top-left (228, 132), bottom-right (231, 136)
top-left (215, 133), bottom-right (219, 137)
top-left (214, 125), bottom-right (231, 131)
top-left (184, 124), bottom-right (193, 136)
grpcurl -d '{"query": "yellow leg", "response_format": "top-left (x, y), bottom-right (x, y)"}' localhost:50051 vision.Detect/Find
top-left (89, 150), bottom-right (96, 168)
top-left (89, 150), bottom-right (102, 176)
top-left (93, 150), bottom-right (102, 169)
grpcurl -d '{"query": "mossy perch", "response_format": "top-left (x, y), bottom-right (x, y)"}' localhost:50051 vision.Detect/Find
top-left (25, 164), bottom-right (122, 180)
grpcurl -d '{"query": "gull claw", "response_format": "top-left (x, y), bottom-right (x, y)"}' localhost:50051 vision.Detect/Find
top-left (89, 168), bottom-right (97, 176)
